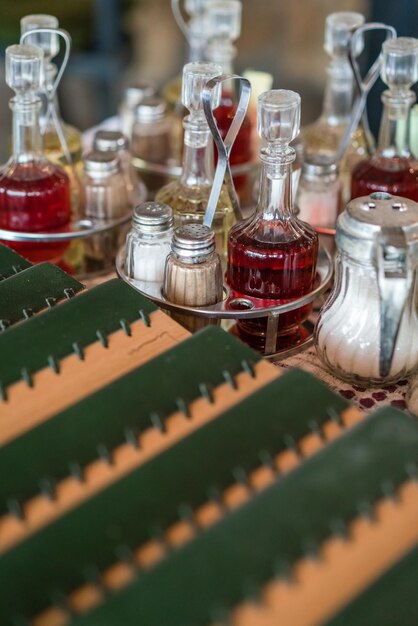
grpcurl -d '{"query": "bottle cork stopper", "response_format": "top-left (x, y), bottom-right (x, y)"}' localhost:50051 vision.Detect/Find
top-left (20, 14), bottom-right (59, 62)
top-left (258, 89), bottom-right (301, 150)
top-left (6, 44), bottom-right (43, 96)
top-left (324, 11), bottom-right (365, 58)
top-left (182, 61), bottom-right (222, 115)
top-left (381, 37), bottom-right (418, 92)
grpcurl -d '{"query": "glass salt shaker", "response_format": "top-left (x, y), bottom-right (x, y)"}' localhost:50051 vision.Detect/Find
top-left (315, 191), bottom-right (418, 387)
top-left (131, 96), bottom-right (173, 193)
top-left (296, 155), bottom-right (342, 231)
top-left (119, 83), bottom-right (155, 139)
top-left (125, 202), bottom-right (173, 284)
top-left (93, 129), bottom-right (147, 206)
top-left (163, 224), bottom-right (223, 332)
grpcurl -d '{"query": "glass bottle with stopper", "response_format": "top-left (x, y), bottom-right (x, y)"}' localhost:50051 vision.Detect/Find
top-left (0, 44), bottom-right (71, 264)
top-left (20, 14), bottom-right (83, 209)
top-left (301, 11), bottom-right (368, 201)
top-left (205, 0), bottom-right (253, 200)
top-left (227, 90), bottom-right (319, 352)
top-left (351, 37), bottom-right (418, 202)
top-left (155, 62), bottom-right (235, 257)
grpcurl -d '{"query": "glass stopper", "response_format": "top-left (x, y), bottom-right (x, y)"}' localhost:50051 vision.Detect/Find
top-left (6, 44), bottom-right (43, 97)
top-left (182, 61), bottom-right (222, 117)
top-left (21, 14), bottom-right (59, 62)
top-left (185, 0), bottom-right (207, 17)
top-left (205, 0), bottom-right (242, 41)
top-left (381, 37), bottom-right (418, 92)
top-left (324, 11), bottom-right (365, 58)
top-left (258, 89), bottom-right (301, 153)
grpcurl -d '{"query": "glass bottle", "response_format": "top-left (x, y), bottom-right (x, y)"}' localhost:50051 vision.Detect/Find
top-left (351, 37), bottom-right (418, 202)
top-left (82, 151), bottom-right (130, 269)
top-left (296, 155), bottom-right (342, 231)
top-left (20, 14), bottom-right (83, 211)
top-left (131, 97), bottom-right (173, 193)
top-left (301, 11), bottom-right (367, 203)
top-left (0, 44), bottom-right (71, 264)
top-left (155, 62), bottom-right (235, 257)
top-left (126, 202), bottom-right (173, 283)
top-left (163, 223), bottom-right (223, 332)
top-left (93, 130), bottom-right (147, 207)
top-left (205, 0), bottom-right (253, 202)
top-left (119, 83), bottom-right (156, 140)
top-left (227, 90), bottom-right (319, 352)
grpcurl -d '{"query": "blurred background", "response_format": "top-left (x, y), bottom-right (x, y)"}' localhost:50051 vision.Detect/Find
top-left (0, 0), bottom-right (417, 161)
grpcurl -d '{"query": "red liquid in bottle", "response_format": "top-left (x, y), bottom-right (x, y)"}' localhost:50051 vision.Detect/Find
top-left (351, 156), bottom-right (418, 201)
top-left (227, 218), bottom-right (319, 351)
top-left (0, 162), bottom-right (71, 264)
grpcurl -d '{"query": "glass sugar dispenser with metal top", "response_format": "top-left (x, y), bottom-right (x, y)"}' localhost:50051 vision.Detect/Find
top-left (163, 223), bottom-right (223, 333)
top-left (155, 61), bottom-right (236, 257)
top-left (227, 90), bottom-right (319, 352)
top-left (315, 192), bottom-right (418, 387)
top-left (125, 202), bottom-right (173, 284)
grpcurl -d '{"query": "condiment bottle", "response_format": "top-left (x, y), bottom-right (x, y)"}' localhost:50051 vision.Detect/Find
top-left (301, 12), bottom-right (367, 203)
top-left (0, 44), bottom-right (71, 264)
top-left (351, 37), bottom-right (418, 202)
top-left (296, 155), bottom-right (342, 231)
top-left (315, 192), bottom-right (418, 387)
top-left (119, 83), bottom-right (155, 140)
top-left (131, 96), bottom-right (173, 193)
top-left (163, 223), bottom-right (223, 332)
top-left (155, 61), bottom-right (235, 258)
top-left (227, 90), bottom-right (319, 353)
top-left (126, 202), bottom-right (173, 283)
top-left (93, 129), bottom-right (146, 206)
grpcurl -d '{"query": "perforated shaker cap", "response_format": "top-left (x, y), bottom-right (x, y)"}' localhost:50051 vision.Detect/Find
top-left (258, 89), bottom-right (301, 149)
top-left (204, 0), bottom-right (242, 41)
top-left (324, 11), bottom-right (365, 58)
top-left (132, 202), bottom-right (174, 233)
top-left (124, 83), bottom-right (155, 108)
top-left (134, 97), bottom-right (167, 123)
top-left (84, 151), bottom-right (120, 177)
top-left (172, 224), bottom-right (215, 259)
top-left (182, 61), bottom-right (222, 114)
top-left (20, 14), bottom-right (59, 61)
top-left (6, 44), bottom-right (43, 95)
top-left (381, 37), bottom-right (418, 91)
top-left (93, 130), bottom-right (129, 153)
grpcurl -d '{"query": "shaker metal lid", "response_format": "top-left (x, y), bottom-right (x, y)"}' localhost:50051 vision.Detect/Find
top-left (337, 192), bottom-right (418, 259)
top-left (124, 83), bottom-right (155, 107)
top-left (84, 151), bottom-right (119, 175)
top-left (133, 202), bottom-right (173, 230)
top-left (93, 130), bottom-right (128, 153)
top-left (134, 97), bottom-right (167, 123)
top-left (302, 154), bottom-right (338, 180)
top-left (172, 224), bottom-right (216, 258)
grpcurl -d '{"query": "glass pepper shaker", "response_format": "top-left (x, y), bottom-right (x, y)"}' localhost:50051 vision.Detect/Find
top-left (125, 202), bottom-right (173, 283)
top-left (296, 154), bottom-right (342, 231)
top-left (163, 223), bottom-right (223, 332)
top-left (93, 129), bottom-right (146, 206)
top-left (315, 191), bottom-right (418, 387)
top-left (119, 83), bottom-right (155, 140)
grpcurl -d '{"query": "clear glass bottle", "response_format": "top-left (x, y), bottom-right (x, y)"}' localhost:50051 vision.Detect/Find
top-left (0, 44), bottom-right (71, 265)
top-left (131, 97), bottom-right (173, 193)
top-left (119, 83), bottom-right (156, 140)
top-left (296, 155), bottom-right (342, 231)
top-left (227, 90), bottom-right (319, 352)
top-left (205, 0), bottom-right (253, 203)
top-left (126, 202), bottom-right (173, 283)
top-left (351, 37), bottom-right (418, 202)
top-left (20, 14), bottom-right (83, 211)
top-left (156, 62), bottom-right (235, 257)
top-left (315, 192), bottom-right (418, 387)
top-left (93, 130), bottom-right (147, 207)
top-left (301, 12), bottom-right (367, 202)
top-left (82, 151), bottom-right (130, 268)
top-left (163, 223), bottom-right (223, 332)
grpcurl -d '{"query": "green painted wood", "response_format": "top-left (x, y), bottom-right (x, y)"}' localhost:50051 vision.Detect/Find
top-left (0, 327), bottom-right (260, 513)
top-left (0, 370), bottom-right (349, 623)
top-left (67, 407), bottom-right (418, 626)
top-left (0, 278), bottom-right (157, 391)
top-left (324, 545), bottom-right (418, 626)
top-left (0, 244), bottom-right (31, 280)
top-left (0, 263), bottom-right (84, 330)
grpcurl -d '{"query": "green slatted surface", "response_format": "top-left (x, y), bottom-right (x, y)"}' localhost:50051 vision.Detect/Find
top-left (67, 407), bottom-right (418, 626)
top-left (0, 370), bottom-right (349, 623)
top-left (0, 263), bottom-right (84, 330)
top-left (0, 327), bottom-right (260, 514)
top-left (0, 244), bottom-right (31, 280)
top-left (324, 546), bottom-right (418, 626)
top-left (0, 278), bottom-right (157, 392)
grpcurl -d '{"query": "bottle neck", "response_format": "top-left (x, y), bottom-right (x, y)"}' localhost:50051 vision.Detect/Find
top-left (206, 40), bottom-right (235, 74)
top-left (10, 97), bottom-right (44, 163)
top-left (320, 59), bottom-right (354, 126)
top-left (256, 147), bottom-right (295, 220)
top-left (180, 117), bottom-right (214, 187)
top-left (376, 90), bottom-right (415, 158)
